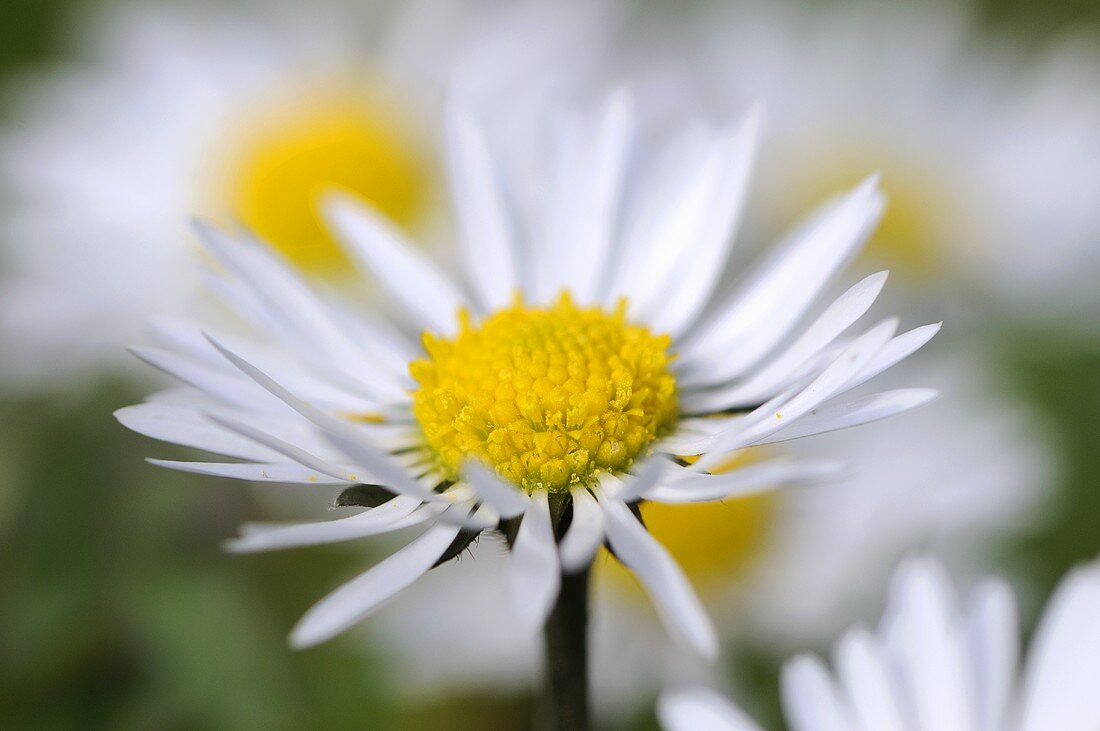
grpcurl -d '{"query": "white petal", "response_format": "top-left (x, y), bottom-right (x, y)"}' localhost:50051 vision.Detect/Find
top-left (192, 222), bottom-right (402, 400)
top-left (965, 579), bottom-right (1018, 731)
top-left (445, 104), bottom-right (517, 311)
top-left (1017, 559), bottom-right (1100, 731)
top-left (611, 125), bottom-right (726, 313)
top-left (147, 459), bottom-right (351, 485)
top-left (679, 174), bottom-right (885, 380)
top-left (289, 519), bottom-right (462, 648)
top-left (609, 456), bottom-right (670, 503)
top-left (841, 322), bottom-right (942, 394)
top-left (693, 318), bottom-right (897, 470)
top-left (130, 345), bottom-right (285, 414)
top-left (226, 496), bottom-right (427, 553)
top-left (833, 629), bottom-right (906, 731)
top-left (681, 270), bottom-right (888, 397)
top-left (658, 687), bottom-right (765, 731)
top-left (530, 91), bottom-right (632, 304)
top-left (323, 192), bottom-right (468, 334)
top-left (880, 558), bottom-right (977, 731)
top-left (509, 492), bottom-right (561, 629)
top-left (205, 336), bottom-right (442, 503)
top-left (115, 403), bottom-right (278, 462)
top-left (598, 494), bottom-right (717, 658)
top-left (750, 388), bottom-right (939, 446)
top-left (558, 488), bottom-right (605, 574)
top-left (647, 459), bottom-right (843, 503)
top-left (206, 413), bottom-right (364, 484)
top-left (643, 106), bottom-right (762, 337)
top-left (781, 654), bottom-right (855, 731)
top-left (464, 460), bottom-right (530, 518)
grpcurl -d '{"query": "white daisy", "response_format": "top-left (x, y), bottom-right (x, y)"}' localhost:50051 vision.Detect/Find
top-left (116, 94), bottom-right (937, 657)
top-left (0, 0), bottom-right (609, 386)
top-left (685, 1), bottom-right (1100, 326)
top-left (659, 555), bottom-right (1100, 731)
top-left (369, 349), bottom-right (1051, 714)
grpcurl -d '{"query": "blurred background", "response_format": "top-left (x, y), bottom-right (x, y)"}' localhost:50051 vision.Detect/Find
top-left (0, 0), bottom-right (1098, 729)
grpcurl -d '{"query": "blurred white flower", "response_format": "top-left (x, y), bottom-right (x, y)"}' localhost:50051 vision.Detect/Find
top-left (687, 1), bottom-right (1100, 326)
top-left (659, 554), bottom-right (1100, 731)
top-left (373, 349), bottom-right (1053, 715)
top-left (0, 0), bottom-right (610, 387)
top-left (116, 95), bottom-right (936, 654)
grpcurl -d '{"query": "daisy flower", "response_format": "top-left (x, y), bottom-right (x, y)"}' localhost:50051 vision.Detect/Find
top-left (0, 0), bottom-right (609, 386)
top-left (117, 94), bottom-right (938, 657)
top-left (659, 555), bottom-right (1100, 731)
top-left (687, 1), bottom-right (1100, 326)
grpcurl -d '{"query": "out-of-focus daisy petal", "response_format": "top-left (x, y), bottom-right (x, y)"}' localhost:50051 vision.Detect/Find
top-left (323, 192), bottom-right (469, 334)
top-left (659, 687), bottom-right (765, 731)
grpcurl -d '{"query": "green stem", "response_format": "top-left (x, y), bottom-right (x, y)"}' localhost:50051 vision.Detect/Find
top-left (538, 568), bottom-right (591, 731)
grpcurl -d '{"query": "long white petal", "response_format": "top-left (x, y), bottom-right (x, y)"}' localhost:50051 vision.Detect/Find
top-left (206, 413), bottom-right (365, 484)
top-left (226, 497), bottom-right (427, 553)
top-left (693, 318), bottom-right (897, 470)
top-left (205, 335), bottom-right (442, 503)
top-left (530, 91), bottom-right (632, 304)
top-left (610, 456), bottom-right (670, 503)
top-left (192, 222), bottom-right (402, 400)
top-left (1017, 559), bottom-right (1100, 731)
top-left (647, 459), bottom-right (843, 503)
top-left (680, 270), bottom-right (888, 397)
top-left (840, 322), bottom-right (942, 394)
top-left (445, 104), bottom-right (517, 311)
top-left (880, 558), bottom-right (978, 731)
top-left (658, 687), bottom-right (765, 731)
top-left (289, 519), bottom-right (462, 648)
top-left (749, 388), bottom-right (939, 446)
top-left (781, 655), bottom-right (855, 731)
top-left (833, 629), bottom-right (906, 731)
top-left (966, 579), bottom-right (1018, 731)
top-left (509, 492), bottom-right (561, 629)
top-left (558, 488), bottom-right (605, 574)
top-left (644, 107), bottom-right (762, 337)
top-left (115, 403), bottom-right (278, 462)
top-left (612, 127), bottom-right (726, 314)
top-left (130, 345), bottom-right (281, 414)
top-left (598, 494), bottom-right (717, 658)
top-left (147, 458), bottom-right (352, 485)
top-left (323, 192), bottom-right (468, 334)
top-left (679, 174), bottom-right (885, 380)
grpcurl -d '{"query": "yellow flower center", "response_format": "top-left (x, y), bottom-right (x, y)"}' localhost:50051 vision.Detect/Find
top-left (410, 293), bottom-right (679, 493)
top-left (211, 85), bottom-right (430, 273)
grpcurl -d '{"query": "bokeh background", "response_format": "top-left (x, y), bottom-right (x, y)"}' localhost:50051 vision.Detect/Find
top-left (1, 0), bottom-right (1098, 729)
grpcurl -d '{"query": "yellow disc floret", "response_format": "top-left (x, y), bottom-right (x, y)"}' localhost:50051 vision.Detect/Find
top-left (410, 293), bottom-right (678, 493)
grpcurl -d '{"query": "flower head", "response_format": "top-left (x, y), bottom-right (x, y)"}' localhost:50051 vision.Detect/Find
top-left (118, 94), bottom-right (937, 656)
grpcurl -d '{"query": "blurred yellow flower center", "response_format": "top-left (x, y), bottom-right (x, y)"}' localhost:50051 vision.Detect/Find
top-left (217, 89), bottom-right (429, 273)
top-left (410, 293), bottom-right (679, 493)
top-left (788, 144), bottom-right (967, 278)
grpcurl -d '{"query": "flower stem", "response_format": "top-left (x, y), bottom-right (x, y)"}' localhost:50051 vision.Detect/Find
top-left (538, 567), bottom-right (591, 731)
